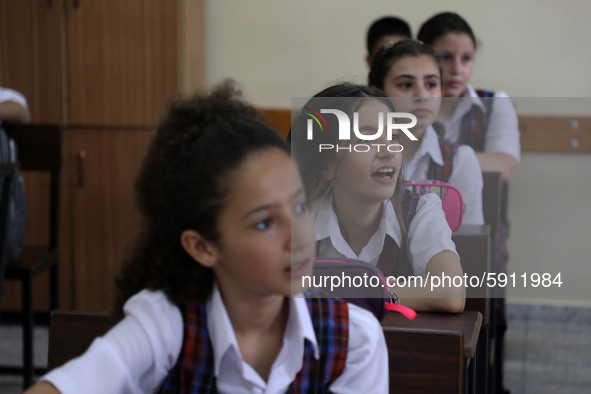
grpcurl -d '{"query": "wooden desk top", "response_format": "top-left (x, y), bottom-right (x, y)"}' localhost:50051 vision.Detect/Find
top-left (453, 224), bottom-right (490, 237)
top-left (381, 310), bottom-right (483, 358)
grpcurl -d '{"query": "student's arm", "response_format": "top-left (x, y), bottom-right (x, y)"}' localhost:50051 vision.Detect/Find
top-left (395, 250), bottom-right (466, 313)
top-left (394, 193), bottom-right (466, 313)
top-left (330, 304), bottom-right (389, 393)
top-left (480, 92), bottom-right (520, 182)
top-left (449, 145), bottom-right (484, 225)
top-left (26, 290), bottom-right (183, 394)
top-left (0, 100), bottom-right (31, 123)
top-left (475, 152), bottom-right (518, 182)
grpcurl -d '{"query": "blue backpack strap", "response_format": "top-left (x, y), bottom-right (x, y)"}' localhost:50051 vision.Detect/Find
top-left (427, 136), bottom-right (459, 183)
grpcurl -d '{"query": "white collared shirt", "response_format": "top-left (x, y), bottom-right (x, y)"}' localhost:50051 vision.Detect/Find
top-left (313, 193), bottom-right (457, 277)
top-left (435, 85), bottom-right (520, 162)
top-left (42, 285), bottom-right (388, 393)
top-left (405, 126), bottom-right (484, 225)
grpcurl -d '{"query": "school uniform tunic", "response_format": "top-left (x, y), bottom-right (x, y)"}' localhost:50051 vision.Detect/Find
top-left (42, 285), bottom-right (388, 393)
top-left (313, 193), bottom-right (457, 278)
top-left (435, 85), bottom-right (520, 162)
top-left (404, 126), bottom-right (484, 225)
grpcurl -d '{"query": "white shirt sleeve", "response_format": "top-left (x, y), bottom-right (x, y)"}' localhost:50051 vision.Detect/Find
top-left (41, 290), bottom-right (183, 394)
top-left (408, 194), bottom-right (458, 277)
top-left (482, 92), bottom-right (521, 162)
top-left (329, 303), bottom-right (389, 393)
top-left (448, 145), bottom-right (484, 225)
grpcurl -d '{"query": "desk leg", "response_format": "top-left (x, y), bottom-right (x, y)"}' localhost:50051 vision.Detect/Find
top-left (476, 326), bottom-right (489, 393)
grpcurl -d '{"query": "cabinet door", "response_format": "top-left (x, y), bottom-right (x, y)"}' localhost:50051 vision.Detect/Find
top-left (67, 128), bottom-right (154, 311)
top-left (66, 0), bottom-right (179, 126)
top-left (0, 1), bottom-right (66, 312)
top-left (0, 0), bottom-right (65, 123)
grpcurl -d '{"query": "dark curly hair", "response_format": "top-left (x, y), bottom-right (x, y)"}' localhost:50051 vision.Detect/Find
top-left (113, 80), bottom-right (289, 317)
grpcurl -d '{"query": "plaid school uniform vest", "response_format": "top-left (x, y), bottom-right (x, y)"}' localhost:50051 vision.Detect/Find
top-left (426, 137), bottom-right (459, 183)
top-left (158, 295), bottom-right (349, 394)
top-left (457, 89), bottom-right (494, 152)
top-left (377, 189), bottom-right (421, 277)
top-left (458, 89), bottom-right (510, 271)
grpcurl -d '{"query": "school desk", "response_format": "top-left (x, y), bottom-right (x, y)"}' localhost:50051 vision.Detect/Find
top-left (453, 224), bottom-right (493, 394)
top-left (381, 310), bottom-right (482, 394)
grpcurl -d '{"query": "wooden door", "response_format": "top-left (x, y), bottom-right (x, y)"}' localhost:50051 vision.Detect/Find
top-left (67, 127), bottom-right (154, 310)
top-left (0, 0), bottom-right (65, 124)
top-left (0, 0), bottom-right (66, 312)
top-left (66, 0), bottom-right (179, 127)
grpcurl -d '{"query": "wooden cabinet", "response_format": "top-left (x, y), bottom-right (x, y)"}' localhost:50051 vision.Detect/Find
top-left (66, 0), bottom-right (179, 126)
top-left (0, 0), bottom-right (65, 123)
top-left (66, 128), bottom-right (154, 310)
top-left (1, 0), bottom-right (204, 311)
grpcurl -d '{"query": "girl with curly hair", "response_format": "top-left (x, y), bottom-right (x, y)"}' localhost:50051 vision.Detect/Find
top-left (26, 82), bottom-right (387, 393)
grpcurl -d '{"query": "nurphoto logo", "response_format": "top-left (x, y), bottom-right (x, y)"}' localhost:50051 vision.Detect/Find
top-left (303, 108), bottom-right (418, 152)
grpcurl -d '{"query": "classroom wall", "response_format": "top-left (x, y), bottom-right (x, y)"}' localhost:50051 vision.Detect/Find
top-left (201, 0), bottom-right (591, 306)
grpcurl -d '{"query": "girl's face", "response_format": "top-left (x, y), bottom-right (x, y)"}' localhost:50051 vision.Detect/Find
top-left (212, 148), bottom-right (315, 297)
top-left (382, 54), bottom-right (442, 136)
top-left (432, 32), bottom-right (475, 97)
top-left (330, 99), bottom-right (403, 205)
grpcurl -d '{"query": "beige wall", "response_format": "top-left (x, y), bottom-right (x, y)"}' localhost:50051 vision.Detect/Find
top-left (204, 0), bottom-right (591, 105)
top-left (203, 0), bottom-right (591, 306)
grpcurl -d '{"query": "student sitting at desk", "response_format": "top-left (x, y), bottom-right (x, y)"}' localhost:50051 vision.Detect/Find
top-left (417, 12), bottom-right (520, 182)
top-left (418, 13), bottom-right (520, 392)
top-left (369, 39), bottom-right (484, 225)
top-left (25, 82), bottom-right (388, 394)
top-left (290, 83), bottom-right (465, 313)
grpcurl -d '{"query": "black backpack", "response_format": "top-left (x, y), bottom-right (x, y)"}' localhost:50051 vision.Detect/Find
top-left (0, 126), bottom-right (28, 263)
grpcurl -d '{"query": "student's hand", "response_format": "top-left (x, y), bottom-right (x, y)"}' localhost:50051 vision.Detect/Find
top-left (475, 152), bottom-right (518, 182)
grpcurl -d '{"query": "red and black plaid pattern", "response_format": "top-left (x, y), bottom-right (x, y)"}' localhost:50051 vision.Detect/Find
top-left (427, 137), bottom-right (459, 183)
top-left (458, 89), bottom-right (494, 152)
top-left (288, 296), bottom-right (350, 393)
top-left (159, 300), bottom-right (216, 394)
top-left (160, 296), bottom-right (350, 393)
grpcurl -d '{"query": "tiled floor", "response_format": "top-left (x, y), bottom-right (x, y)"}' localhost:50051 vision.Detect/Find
top-left (0, 324), bottom-right (48, 394)
top-left (503, 304), bottom-right (591, 394)
top-left (1, 303), bottom-right (590, 393)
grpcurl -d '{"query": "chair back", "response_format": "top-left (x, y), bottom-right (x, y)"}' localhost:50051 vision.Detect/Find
top-left (4, 124), bottom-right (62, 249)
top-left (48, 310), bottom-right (116, 370)
top-left (0, 164), bottom-right (18, 308)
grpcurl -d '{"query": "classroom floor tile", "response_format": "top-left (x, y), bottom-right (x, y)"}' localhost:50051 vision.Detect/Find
top-left (503, 303), bottom-right (591, 394)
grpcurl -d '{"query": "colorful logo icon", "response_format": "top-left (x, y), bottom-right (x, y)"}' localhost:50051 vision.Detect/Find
top-left (303, 107), bottom-right (328, 131)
